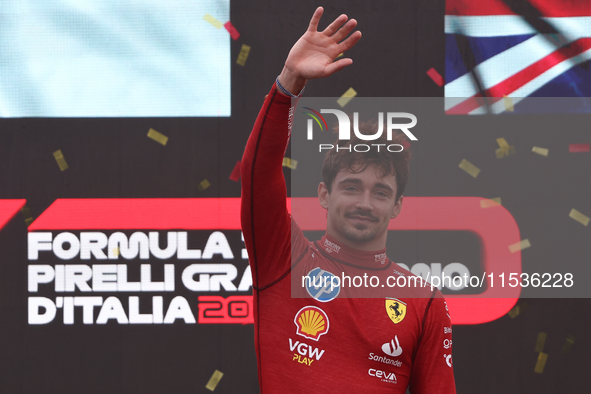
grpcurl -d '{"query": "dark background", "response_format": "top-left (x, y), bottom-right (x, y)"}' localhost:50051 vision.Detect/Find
top-left (1, 0), bottom-right (591, 392)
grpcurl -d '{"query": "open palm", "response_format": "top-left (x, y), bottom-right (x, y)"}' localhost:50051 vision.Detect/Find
top-left (283, 7), bottom-right (362, 82)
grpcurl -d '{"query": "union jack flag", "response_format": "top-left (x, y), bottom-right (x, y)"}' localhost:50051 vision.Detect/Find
top-left (445, 0), bottom-right (591, 114)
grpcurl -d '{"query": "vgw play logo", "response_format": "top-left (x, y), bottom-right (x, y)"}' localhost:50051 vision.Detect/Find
top-left (302, 107), bottom-right (417, 152)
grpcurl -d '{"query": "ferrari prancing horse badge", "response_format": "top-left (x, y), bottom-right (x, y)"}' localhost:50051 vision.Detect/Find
top-left (385, 298), bottom-right (407, 324)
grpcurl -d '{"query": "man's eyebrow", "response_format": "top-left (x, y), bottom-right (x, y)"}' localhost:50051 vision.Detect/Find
top-left (338, 177), bottom-right (362, 185)
top-left (338, 178), bottom-right (394, 192)
top-left (374, 182), bottom-right (394, 192)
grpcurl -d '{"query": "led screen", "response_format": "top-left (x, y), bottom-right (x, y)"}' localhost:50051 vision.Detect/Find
top-left (0, 0), bottom-right (230, 117)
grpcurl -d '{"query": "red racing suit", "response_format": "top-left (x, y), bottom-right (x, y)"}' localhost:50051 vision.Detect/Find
top-left (241, 83), bottom-right (456, 393)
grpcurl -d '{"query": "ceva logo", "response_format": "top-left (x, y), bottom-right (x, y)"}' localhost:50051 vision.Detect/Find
top-left (304, 108), bottom-right (417, 152)
top-left (368, 368), bottom-right (397, 384)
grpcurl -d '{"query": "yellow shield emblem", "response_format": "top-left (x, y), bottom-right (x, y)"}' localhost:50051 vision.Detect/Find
top-left (385, 298), bottom-right (407, 324)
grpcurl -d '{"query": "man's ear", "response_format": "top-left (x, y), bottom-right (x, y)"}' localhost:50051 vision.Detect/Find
top-left (391, 195), bottom-right (403, 219)
top-left (318, 182), bottom-right (330, 209)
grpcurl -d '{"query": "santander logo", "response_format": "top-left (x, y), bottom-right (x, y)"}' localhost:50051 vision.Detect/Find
top-left (382, 336), bottom-right (403, 357)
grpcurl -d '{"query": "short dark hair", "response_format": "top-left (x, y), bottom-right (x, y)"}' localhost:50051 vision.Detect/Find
top-left (321, 121), bottom-right (411, 202)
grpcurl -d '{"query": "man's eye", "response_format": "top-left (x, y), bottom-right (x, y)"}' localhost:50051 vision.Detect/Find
top-left (345, 186), bottom-right (357, 191)
top-left (375, 192), bottom-right (388, 197)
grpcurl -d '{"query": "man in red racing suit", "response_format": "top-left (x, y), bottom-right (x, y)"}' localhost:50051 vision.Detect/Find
top-left (241, 7), bottom-right (456, 393)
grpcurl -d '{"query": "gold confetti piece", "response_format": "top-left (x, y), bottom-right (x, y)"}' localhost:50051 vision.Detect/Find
top-left (458, 159), bottom-right (480, 178)
top-left (205, 370), bottom-right (224, 391)
top-left (337, 87), bottom-right (357, 107)
top-left (147, 128), bottom-right (168, 146)
top-left (480, 197), bottom-right (501, 208)
top-left (53, 149), bottom-right (69, 171)
top-left (534, 352), bottom-right (548, 374)
top-left (562, 334), bottom-right (575, 353)
top-left (509, 239), bottom-right (531, 253)
top-left (495, 139), bottom-right (516, 158)
top-left (197, 179), bottom-right (211, 191)
top-left (496, 138), bottom-right (509, 149)
top-left (236, 44), bottom-right (251, 66)
top-left (336, 53), bottom-right (344, 58)
top-left (508, 305), bottom-right (520, 318)
top-left (203, 13), bottom-right (223, 29)
top-left (503, 95), bottom-right (514, 112)
top-left (508, 302), bottom-right (529, 318)
top-left (113, 247), bottom-right (120, 257)
top-left (535, 332), bottom-right (547, 352)
top-left (569, 208), bottom-right (590, 226)
top-left (21, 206), bottom-right (34, 226)
top-left (282, 157), bottom-right (298, 170)
top-left (532, 146), bottom-right (549, 157)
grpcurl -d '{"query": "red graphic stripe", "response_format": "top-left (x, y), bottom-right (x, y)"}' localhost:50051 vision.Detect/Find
top-left (446, 0), bottom-right (590, 17)
top-left (447, 38), bottom-right (591, 114)
top-left (0, 199), bottom-right (26, 230)
top-left (487, 38), bottom-right (591, 97)
top-left (29, 198), bottom-right (242, 231)
top-left (445, 94), bottom-right (496, 115)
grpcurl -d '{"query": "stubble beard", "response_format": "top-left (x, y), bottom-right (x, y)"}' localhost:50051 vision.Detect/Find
top-left (339, 222), bottom-right (379, 244)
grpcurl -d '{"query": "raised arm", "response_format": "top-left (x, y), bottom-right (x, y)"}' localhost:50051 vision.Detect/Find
top-left (240, 7), bottom-right (361, 289)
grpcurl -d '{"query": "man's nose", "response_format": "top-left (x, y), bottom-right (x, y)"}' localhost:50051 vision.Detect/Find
top-left (355, 191), bottom-right (373, 210)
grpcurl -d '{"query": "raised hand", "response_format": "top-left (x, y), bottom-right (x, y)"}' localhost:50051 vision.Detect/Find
top-left (278, 7), bottom-right (362, 95)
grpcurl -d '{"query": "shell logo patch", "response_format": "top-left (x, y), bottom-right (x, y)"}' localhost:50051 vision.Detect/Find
top-left (294, 306), bottom-right (329, 341)
top-left (385, 298), bottom-right (407, 324)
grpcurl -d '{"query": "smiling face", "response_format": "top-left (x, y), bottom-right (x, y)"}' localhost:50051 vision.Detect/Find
top-left (318, 163), bottom-right (403, 251)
